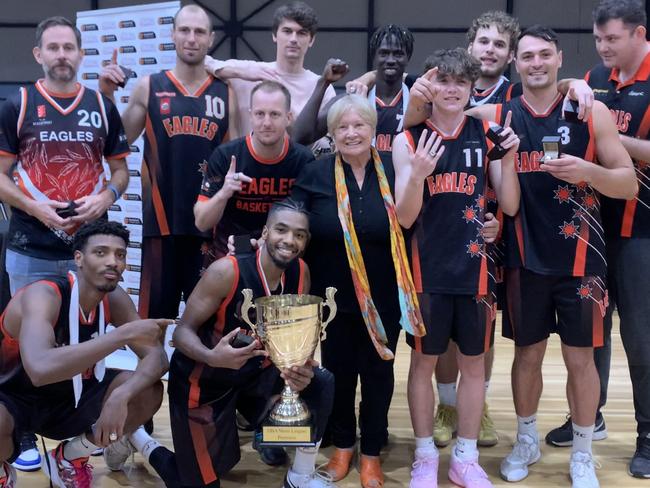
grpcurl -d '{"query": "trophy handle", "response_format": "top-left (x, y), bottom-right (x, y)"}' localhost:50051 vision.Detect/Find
top-left (240, 289), bottom-right (258, 336)
top-left (320, 287), bottom-right (338, 341)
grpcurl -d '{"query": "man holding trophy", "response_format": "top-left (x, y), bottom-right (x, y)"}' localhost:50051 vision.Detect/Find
top-left (168, 199), bottom-right (336, 488)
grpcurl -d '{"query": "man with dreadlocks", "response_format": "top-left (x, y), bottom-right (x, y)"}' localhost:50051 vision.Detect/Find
top-left (292, 24), bottom-right (414, 153)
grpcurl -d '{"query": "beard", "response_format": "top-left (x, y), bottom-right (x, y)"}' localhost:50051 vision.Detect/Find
top-left (47, 64), bottom-right (76, 82)
top-left (97, 282), bottom-right (118, 293)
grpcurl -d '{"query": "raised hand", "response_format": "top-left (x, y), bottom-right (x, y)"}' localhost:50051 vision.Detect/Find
top-left (407, 128), bottom-right (445, 181)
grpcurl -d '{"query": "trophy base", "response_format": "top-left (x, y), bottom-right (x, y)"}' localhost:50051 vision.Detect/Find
top-left (260, 419), bottom-right (317, 447)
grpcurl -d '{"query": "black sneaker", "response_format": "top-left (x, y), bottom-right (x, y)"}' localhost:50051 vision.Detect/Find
top-left (629, 433), bottom-right (650, 478)
top-left (545, 412), bottom-right (608, 447)
top-left (253, 430), bottom-right (288, 466)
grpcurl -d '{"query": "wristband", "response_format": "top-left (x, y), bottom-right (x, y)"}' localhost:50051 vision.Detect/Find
top-left (106, 183), bottom-right (120, 203)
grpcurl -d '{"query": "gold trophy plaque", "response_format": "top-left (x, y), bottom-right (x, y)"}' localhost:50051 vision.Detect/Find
top-left (240, 287), bottom-right (337, 446)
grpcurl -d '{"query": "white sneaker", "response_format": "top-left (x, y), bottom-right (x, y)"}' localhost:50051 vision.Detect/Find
top-left (103, 436), bottom-right (135, 471)
top-left (500, 434), bottom-right (541, 482)
top-left (570, 451), bottom-right (600, 488)
top-left (283, 468), bottom-right (338, 487)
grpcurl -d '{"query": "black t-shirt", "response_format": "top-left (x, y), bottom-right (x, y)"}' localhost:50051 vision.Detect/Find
top-left (199, 134), bottom-right (314, 257)
top-left (0, 81), bottom-right (129, 260)
top-left (290, 153), bottom-right (399, 315)
top-left (586, 54), bottom-right (650, 238)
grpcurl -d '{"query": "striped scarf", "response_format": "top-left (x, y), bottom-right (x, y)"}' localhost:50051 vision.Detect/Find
top-left (334, 148), bottom-right (425, 360)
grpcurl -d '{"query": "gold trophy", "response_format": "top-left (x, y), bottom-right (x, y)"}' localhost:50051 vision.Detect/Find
top-left (240, 287), bottom-right (337, 446)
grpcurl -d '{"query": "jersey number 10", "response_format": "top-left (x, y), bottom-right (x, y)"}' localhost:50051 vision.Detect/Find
top-left (204, 95), bottom-right (225, 119)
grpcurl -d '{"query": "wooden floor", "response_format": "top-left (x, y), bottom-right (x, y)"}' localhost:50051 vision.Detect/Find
top-left (20, 312), bottom-right (640, 487)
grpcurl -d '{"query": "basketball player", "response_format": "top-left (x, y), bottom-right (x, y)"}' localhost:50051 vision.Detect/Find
top-left (204, 1), bottom-right (337, 136)
top-left (0, 220), bottom-right (170, 488)
top-left (545, 0), bottom-right (650, 477)
top-left (99, 4), bottom-right (238, 323)
top-left (195, 81), bottom-right (314, 259)
top-left (392, 48), bottom-right (520, 487)
top-left (292, 24), bottom-right (414, 153)
top-left (0, 15), bottom-right (130, 471)
top-left (405, 12), bottom-right (522, 450)
top-left (166, 200), bottom-right (335, 488)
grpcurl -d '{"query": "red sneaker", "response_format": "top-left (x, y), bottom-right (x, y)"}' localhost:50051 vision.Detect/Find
top-left (43, 441), bottom-right (93, 488)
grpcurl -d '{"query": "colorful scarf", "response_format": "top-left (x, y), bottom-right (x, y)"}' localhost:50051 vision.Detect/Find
top-left (334, 148), bottom-right (425, 360)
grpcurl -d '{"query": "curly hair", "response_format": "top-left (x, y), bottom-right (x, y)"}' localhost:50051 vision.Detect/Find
top-left (73, 220), bottom-right (130, 252)
top-left (467, 11), bottom-right (520, 52)
top-left (369, 24), bottom-right (415, 61)
top-left (423, 48), bottom-right (482, 84)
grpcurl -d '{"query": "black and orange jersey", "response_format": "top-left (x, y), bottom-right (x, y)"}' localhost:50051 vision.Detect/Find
top-left (405, 116), bottom-right (495, 296)
top-left (497, 95), bottom-right (605, 277)
top-left (0, 80), bottom-right (129, 260)
top-left (169, 250), bottom-right (307, 407)
top-left (586, 52), bottom-right (650, 238)
top-left (142, 71), bottom-right (230, 237)
top-left (0, 275), bottom-right (110, 396)
top-left (199, 134), bottom-right (313, 257)
top-left (373, 85), bottom-right (409, 153)
top-left (471, 77), bottom-right (522, 107)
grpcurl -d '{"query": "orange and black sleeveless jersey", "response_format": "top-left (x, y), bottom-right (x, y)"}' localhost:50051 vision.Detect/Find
top-left (169, 250), bottom-right (307, 403)
top-left (0, 275), bottom-right (111, 396)
top-left (0, 81), bottom-right (129, 260)
top-left (404, 116), bottom-right (495, 296)
top-left (471, 77), bottom-right (522, 107)
top-left (586, 52), bottom-right (650, 238)
top-left (497, 95), bottom-right (604, 277)
top-left (198, 135), bottom-right (314, 256)
top-left (142, 71), bottom-right (230, 237)
top-left (374, 87), bottom-right (407, 153)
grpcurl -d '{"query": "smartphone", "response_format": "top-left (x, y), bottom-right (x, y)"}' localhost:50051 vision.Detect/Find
top-left (117, 65), bottom-right (135, 88)
top-left (233, 234), bottom-right (254, 255)
top-left (230, 331), bottom-right (255, 348)
top-left (56, 201), bottom-right (78, 219)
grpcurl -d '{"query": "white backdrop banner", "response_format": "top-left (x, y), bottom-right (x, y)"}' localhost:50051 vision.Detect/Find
top-left (77, 1), bottom-right (181, 375)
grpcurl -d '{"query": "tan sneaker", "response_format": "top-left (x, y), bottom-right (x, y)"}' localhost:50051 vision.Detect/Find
top-left (433, 404), bottom-right (457, 447)
top-left (478, 403), bottom-right (498, 447)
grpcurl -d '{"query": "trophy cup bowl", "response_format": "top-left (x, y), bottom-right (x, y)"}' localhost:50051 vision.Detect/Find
top-left (240, 287), bottom-right (337, 445)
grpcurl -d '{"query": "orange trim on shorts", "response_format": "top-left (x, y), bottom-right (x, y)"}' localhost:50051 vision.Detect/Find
top-left (592, 298), bottom-right (604, 347)
top-left (188, 412), bottom-right (219, 484)
top-left (514, 214), bottom-right (525, 265)
top-left (621, 199), bottom-right (638, 238)
top-left (483, 299), bottom-right (494, 353)
top-left (478, 254), bottom-right (488, 296)
top-left (573, 221), bottom-right (589, 277)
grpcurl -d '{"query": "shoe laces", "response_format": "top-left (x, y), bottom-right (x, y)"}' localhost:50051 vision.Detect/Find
top-left (481, 408), bottom-right (495, 430)
top-left (411, 455), bottom-right (438, 479)
top-left (457, 459), bottom-right (489, 481)
top-left (19, 434), bottom-right (37, 452)
top-left (435, 405), bottom-right (456, 425)
top-left (637, 436), bottom-right (650, 459)
top-left (511, 434), bottom-right (538, 462)
top-left (570, 452), bottom-right (600, 479)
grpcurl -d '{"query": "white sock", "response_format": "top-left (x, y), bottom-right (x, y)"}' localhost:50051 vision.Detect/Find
top-left (437, 382), bottom-right (457, 407)
top-left (64, 433), bottom-right (99, 460)
top-left (129, 427), bottom-right (161, 462)
top-left (484, 381), bottom-right (490, 396)
top-left (454, 437), bottom-right (478, 462)
top-left (517, 414), bottom-right (538, 440)
top-left (291, 441), bottom-right (320, 476)
top-left (415, 436), bottom-right (438, 458)
top-left (572, 423), bottom-right (594, 455)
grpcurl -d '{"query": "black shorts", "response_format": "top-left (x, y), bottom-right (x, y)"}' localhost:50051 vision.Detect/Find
top-left (406, 293), bottom-right (496, 356)
top-left (138, 235), bottom-right (207, 320)
top-left (168, 359), bottom-right (334, 487)
top-left (502, 268), bottom-right (607, 347)
top-left (0, 369), bottom-right (120, 463)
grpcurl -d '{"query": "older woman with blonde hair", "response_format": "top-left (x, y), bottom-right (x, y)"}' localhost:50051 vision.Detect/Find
top-left (291, 95), bottom-right (424, 488)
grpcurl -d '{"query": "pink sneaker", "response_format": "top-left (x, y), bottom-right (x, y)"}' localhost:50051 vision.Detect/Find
top-left (0, 462), bottom-right (16, 488)
top-left (448, 454), bottom-right (493, 488)
top-left (409, 452), bottom-right (439, 488)
top-left (43, 441), bottom-right (93, 488)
